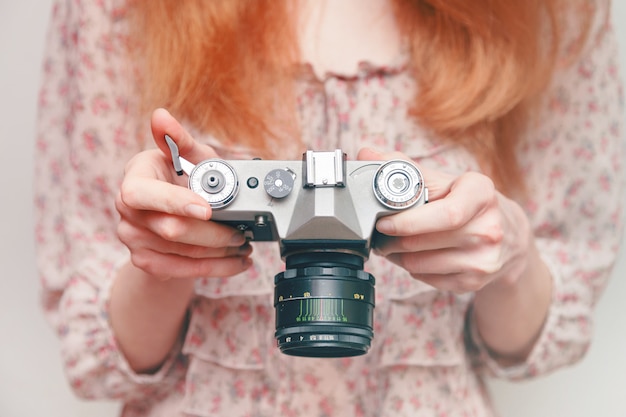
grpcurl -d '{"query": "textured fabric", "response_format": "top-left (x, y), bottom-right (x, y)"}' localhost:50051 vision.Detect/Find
top-left (34, 1), bottom-right (624, 416)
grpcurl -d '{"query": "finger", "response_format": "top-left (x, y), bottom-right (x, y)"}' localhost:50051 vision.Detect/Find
top-left (118, 219), bottom-right (251, 258)
top-left (411, 272), bottom-right (486, 294)
top-left (374, 206), bottom-right (504, 255)
top-left (357, 147), bottom-right (410, 163)
top-left (374, 230), bottom-right (465, 256)
top-left (151, 108), bottom-right (220, 163)
top-left (141, 211), bottom-right (247, 248)
top-left (387, 246), bottom-right (503, 279)
top-left (376, 172), bottom-right (495, 236)
top-left (119, 166), bottom-right (212, 221)
top-left (117, 190), bottom-right (246, 247)
top-left (130, 249), bottom-right (253, 280)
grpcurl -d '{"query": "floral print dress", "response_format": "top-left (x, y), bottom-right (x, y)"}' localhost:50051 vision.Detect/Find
top-left (34, 1), bottom-right (624, 416)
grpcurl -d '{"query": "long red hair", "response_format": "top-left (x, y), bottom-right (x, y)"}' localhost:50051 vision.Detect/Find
top-left (126, 0), bottom-right (598, 194)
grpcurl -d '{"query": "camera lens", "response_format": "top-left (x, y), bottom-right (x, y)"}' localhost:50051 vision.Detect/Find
top-left (274, 252), bottom-right (375, 358)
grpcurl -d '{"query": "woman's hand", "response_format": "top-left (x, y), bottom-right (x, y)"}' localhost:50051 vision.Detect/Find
top-left (359, 147), bottom-right (552, 361)
top-left (115, 108), bottom-right (253, 280)
top-left (360, 148), bottom-right (532, 293)
top-left (111, 109), bottom-right (253, 373)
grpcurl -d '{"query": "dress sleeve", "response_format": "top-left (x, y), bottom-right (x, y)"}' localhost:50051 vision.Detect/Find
top-left (34, 0), bottom-right (185, 400)
top-left (467, 3), bottom-right (625, 379)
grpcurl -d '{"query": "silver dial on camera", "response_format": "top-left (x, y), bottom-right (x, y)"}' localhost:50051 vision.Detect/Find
top-left (189, 159), bottom-right (239, 209)
top-left (264, 169), bottom-right (295, 199)
top-left (373, 160), bottom-right (424, 209)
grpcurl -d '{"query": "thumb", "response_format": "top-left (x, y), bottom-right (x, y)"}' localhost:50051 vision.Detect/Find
top-left (357, 147), bottom-right (411, 162)
top-left (151, 108), bottom-right (220, 163)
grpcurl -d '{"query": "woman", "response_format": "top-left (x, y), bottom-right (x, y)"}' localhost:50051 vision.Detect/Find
top-left (35, 0), bottom-right (623, 416)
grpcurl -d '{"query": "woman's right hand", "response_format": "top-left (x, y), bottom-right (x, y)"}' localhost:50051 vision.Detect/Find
top-left (115, 108), bottom-right (253, 281)
top-left (110, 108), bottom-right (253, 373)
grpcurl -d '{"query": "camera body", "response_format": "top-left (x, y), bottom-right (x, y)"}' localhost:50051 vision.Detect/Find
top-left (166, 136), bottom-right (427, 357)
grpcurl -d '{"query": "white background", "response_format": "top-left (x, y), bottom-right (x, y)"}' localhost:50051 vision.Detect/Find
top-left (0, 1), bottom-right (624, 416)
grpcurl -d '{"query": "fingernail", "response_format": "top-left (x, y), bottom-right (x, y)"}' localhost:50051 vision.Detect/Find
top-left (377, 219), bottom-right (395, 234)
top-left (184, 204), bottom-right (208, 220)
top-left (230, 233), bottom-right (246, 246)
top-left (242, 257), bottom-right (253, 269)
top-left (238, 242), bottom-right (252, 255)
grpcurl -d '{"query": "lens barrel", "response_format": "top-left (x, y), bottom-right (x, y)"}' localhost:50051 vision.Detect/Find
top-left (274, 252), bottom-right (375, 357)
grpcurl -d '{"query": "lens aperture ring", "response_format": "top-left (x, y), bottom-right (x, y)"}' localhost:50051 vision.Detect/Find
top-left (274, 268), bottom-right (375, 306)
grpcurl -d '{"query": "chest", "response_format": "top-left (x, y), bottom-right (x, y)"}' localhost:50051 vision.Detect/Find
top-left (297, 0), bottom-right (403, 79)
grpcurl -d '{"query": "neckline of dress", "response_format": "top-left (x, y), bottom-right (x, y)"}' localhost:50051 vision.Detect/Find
top-left (294, 50), bottom-right (410, 83)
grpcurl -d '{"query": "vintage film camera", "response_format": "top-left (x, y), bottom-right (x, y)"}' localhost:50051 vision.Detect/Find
top-left (165, 136), bottom-right (428, 358)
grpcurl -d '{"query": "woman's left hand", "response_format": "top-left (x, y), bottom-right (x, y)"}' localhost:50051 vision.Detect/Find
top-left (359, 148), bottom-right (533, 294)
